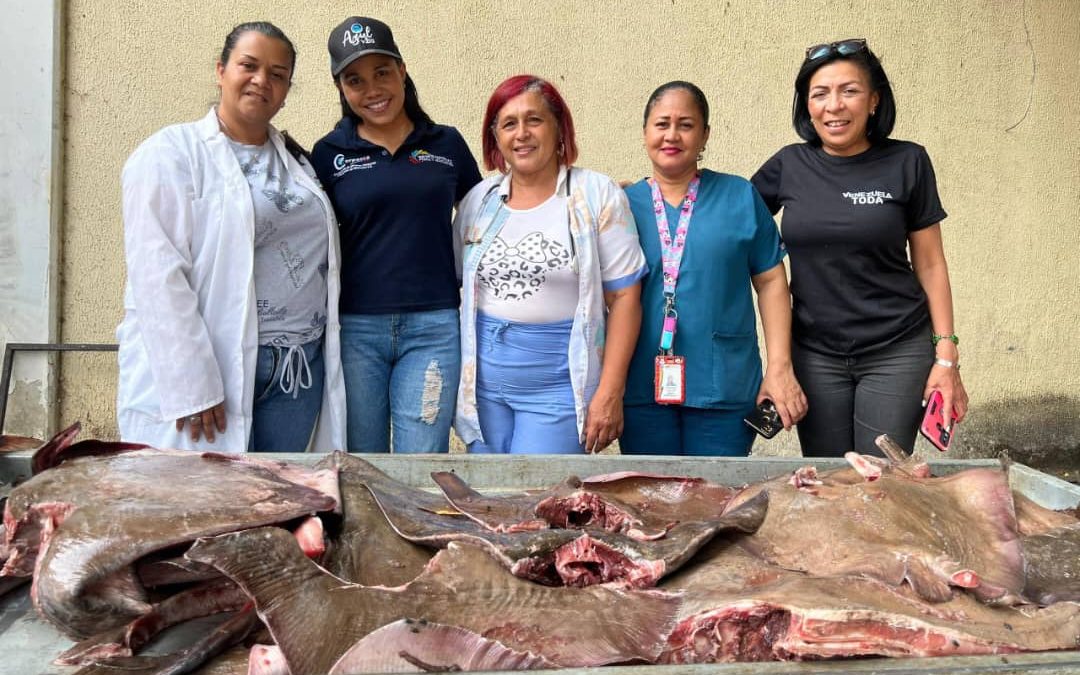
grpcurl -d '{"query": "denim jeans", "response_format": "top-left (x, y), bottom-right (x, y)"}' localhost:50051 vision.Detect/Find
top-left (249, 339), bottom-right (324, 453)
top-left (620, 403), bottom-right (755, 456)
top-left (792, 329), bottom-right (934, 457)
top-left (340, 309), bottom-right (460, 453)
top-left (469, 315), bottom-right (584, 455)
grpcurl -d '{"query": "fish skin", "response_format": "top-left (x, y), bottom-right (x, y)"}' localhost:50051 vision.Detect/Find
top-left (430, 471), bottom-right (574, 532)
top-left (70, 607), bottom-right (257, 675)
top-left (432, 470), bottom-right (743, 540)
top-left (55, 577), bottom-right (248, 666)
top-left (660, 541), bottom-right (1080, 662)
top-left (1022, 522), bottom-right (1080, 604)
top-left (28, 421), bottom-right (85, 474)
top-left (192, 646), bottom-right (254, 675)
top-left (360, 460), bottom-right (578, 581)
top-left (0, 574), bottom-right (28, 598)
top-left (328, 619), bottom-right (556, 673)
top-left (734, 460), bottom-right (1026, 605)
top-left (370, 461), bottom-right (767, 587)
top-left (248, 644), bottom-right (290, 675)
top-left (1013, 491), bottom-right (1079, 536)
top-left (321, 453), bottom-right (433, 586)
top-left (185, 527), bottom-right (683, 675)
top-left (5, 450), bottom-right (335, 637)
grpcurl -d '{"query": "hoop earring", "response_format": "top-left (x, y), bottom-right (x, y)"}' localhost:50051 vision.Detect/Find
top-left (697, 145), bottom-right (706, 162)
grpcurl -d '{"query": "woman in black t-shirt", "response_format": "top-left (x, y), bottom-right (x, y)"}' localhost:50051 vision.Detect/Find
top-left (751, 39), bottom-right (967, 457)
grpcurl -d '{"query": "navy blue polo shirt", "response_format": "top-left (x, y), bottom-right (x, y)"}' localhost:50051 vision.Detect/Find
top-left (311, 119), bottom-right (482, 314)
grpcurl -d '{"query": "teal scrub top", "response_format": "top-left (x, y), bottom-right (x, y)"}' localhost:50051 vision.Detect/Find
top-left (623, 169), bottom-right (786, 409)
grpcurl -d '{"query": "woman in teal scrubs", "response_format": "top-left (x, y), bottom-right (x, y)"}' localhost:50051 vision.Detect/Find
top-left (620, 81), bottom-right (807, 456)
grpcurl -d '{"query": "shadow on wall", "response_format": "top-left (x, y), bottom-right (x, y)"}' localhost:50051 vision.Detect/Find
top-left (949, 394), bottom-right (1080, 482)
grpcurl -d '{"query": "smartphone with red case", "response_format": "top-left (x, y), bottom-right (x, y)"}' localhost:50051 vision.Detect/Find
top-left (920, 389), bottom-right (958, 452)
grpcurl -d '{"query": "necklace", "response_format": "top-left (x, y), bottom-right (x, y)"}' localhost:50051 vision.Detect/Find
top-left (216, 110), bottom-right (267, 145)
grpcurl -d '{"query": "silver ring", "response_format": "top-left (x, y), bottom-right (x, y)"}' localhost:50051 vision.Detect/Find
top-left (188, 415), bottom-right (202, 424)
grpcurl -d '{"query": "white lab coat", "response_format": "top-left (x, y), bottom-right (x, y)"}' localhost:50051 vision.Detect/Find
top-left (116, 108), bottom-right (346, 452)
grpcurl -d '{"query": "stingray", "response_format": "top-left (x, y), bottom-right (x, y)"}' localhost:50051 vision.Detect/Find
top-left (659, 539), bottom-right (1080, 662)
top-left (360, 457), bottom-right (768, 587)
top-left (4, 449), bottom-right (336, 637)
top-left (432, 469), bottom-right (742, 540)
top-left (185, 527), bottom-right (683, 674)
top-left (731, 455), bottom-right (1025, 605)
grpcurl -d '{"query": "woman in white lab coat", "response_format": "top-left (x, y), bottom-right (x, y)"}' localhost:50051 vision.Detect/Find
top-left (116, 22), bottom-right (345, 452)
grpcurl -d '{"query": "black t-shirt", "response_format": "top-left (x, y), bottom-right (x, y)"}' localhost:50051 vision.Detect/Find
top-left (311, 119), bottom-right (482, 314)
top-left (751, 140), bottom-right (947, 356)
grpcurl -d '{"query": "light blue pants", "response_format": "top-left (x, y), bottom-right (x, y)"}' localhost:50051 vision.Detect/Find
top-left (249, 339), bottom-right (325, 453)
top-left (469, 314), bottom-right (584, 455)
top-left (340, 309), bottom-right (460, 453)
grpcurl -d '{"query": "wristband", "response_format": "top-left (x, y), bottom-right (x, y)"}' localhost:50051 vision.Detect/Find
top-left (934, 357), bottom-right (955, 369)
top-left (932, 333), bottom-right (959, 346)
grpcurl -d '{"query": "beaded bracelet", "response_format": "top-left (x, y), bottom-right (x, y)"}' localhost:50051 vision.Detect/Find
top-left (932, 334), bottom-right (959, 346)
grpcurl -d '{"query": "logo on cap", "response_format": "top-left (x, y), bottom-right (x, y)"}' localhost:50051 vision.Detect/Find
top-left (343, 23), bottom-right (375, 47)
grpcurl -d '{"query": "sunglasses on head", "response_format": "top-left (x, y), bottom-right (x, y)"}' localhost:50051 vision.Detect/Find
top-left (805, 38), bottom-right (868, 62)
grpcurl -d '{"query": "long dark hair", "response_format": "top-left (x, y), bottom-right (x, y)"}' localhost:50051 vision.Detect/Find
top-left (792, 45), bottom-right (896, 145)
top-left (220, 21), bottom-right (296, 77)
top-left (337, 65), bottom-right (433, 127)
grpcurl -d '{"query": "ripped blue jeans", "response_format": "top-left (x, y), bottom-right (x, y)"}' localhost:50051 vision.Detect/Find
top-left (340, 309), bottom-right (460, 453)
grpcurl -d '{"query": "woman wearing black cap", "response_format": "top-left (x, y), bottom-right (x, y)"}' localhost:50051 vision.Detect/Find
top-left (311, 17), bottom-right (482, 453)
top-left (751, 39), bottom-right (967, 457)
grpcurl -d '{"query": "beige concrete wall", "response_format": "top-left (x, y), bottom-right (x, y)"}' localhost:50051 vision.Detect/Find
top-left (58, 1), bottom-right (1080, 465)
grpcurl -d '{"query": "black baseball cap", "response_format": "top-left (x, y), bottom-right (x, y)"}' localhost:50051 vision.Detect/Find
top-left (328, 17), bottom-right (402, 77)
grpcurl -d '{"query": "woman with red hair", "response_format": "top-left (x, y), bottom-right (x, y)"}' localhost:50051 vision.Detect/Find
top-left (453, 75), bottom-right (647, 454)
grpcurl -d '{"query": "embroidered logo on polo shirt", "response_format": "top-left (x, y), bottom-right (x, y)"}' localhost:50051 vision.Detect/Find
top-left (332, 153), bottom-right (375, 178)
top-left (408, 149), bottom-right (454, 167)
top-left (842, 190), bottom-right (893, 205)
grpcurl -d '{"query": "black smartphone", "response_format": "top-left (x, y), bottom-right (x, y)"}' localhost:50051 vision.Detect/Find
top-left (744, 400), bottom-right (782, 439)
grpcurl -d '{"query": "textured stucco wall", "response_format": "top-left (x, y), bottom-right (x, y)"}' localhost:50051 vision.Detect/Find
top-left (57, 1), bottom-right (1080, 467)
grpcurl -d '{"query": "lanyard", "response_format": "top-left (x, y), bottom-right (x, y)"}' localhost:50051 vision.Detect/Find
top-left (650, 175), bottom-right (700, 351)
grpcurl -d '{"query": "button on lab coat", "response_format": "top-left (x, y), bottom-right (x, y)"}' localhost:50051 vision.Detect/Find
top-left (116, 108), bottom-right (346, 452)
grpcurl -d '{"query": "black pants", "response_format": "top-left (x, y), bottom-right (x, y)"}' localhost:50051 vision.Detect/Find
top-left (793, 330), bottom-right (934, 457)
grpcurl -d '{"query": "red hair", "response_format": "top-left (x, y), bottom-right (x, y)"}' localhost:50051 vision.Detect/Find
top-left (481, 75), bottom-right (578, 173)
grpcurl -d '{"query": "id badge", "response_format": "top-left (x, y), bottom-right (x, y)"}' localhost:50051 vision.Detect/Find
top-left (654, 355), bottom-right (686, 405)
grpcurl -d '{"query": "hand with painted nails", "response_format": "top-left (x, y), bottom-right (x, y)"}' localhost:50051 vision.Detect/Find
top-left (924, 363), bottom-right (967, 430)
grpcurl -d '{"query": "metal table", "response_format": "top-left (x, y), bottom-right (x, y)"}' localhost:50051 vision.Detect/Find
top-left (2, 452), bottom-right (1078, 674)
